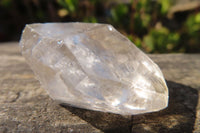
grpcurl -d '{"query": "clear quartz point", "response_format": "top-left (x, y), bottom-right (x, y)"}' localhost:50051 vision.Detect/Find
top-left (19, 23), bottom-right (169, 115)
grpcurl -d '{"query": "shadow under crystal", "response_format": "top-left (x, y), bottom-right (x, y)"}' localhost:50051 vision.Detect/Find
top-left (61, 81), bottom-right (198, 133)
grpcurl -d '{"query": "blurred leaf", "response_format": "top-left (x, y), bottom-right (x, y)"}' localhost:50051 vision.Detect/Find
top-left (183, 13), bottom-right (200, 52)
top-left (144, 35), bottom-right (154, 52)
top-left (141, 14), bottom-right (151, 28)
top-left (134, 38), bottom-right (142, 48)
top-left (58, 9), bottom-right (69, 18)
top-left (83, 17), bottom-right (98, 23)
top-left (143, 26), bottom-right (180, 53)
top-left (0, 0), bottom-right (12, 8)
top-left (128, 35), bottom-right (142, 48)
top-left (133, 12), bottom-right (144, 34)
top-left (138, 0), bottom-right (152, 13)
top-left (195, 13), bottom-right (200, 23)
top-left (111, 4), bottom-right (128, 23)
top-left (57, 0), bottom-right (78, 13)
top-left (185, 13), bottom-right (200, 34)
top-left (128, 35), bottom-right (134, 42)
top-left (158, 0), bottom-right (170, 15)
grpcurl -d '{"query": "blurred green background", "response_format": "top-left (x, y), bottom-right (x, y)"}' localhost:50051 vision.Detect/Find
top-left (0, 0), bottom-right (200, 53)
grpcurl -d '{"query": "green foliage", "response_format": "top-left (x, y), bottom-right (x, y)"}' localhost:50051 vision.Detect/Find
top-left (0, 0), bottom-right (199, 53)
top-left (158, 0), bottom-right (171, 15)
top-left (128, 35), bottom-right (142, 48)
top-left (83, 16), bottom-right (98, 23)
top-left (57, 0), bottom-right (78, 13)
top-left (0, 0), bottom-right (12, 8)
top-left (182, 13), bottom-right (200, 52)
top-left (106, 0), bottom-right (199, 53)
top-left (185, 13), bottom-right (200, 34)
top-left (144, 27), bottom-right (180, 53)
top-left (111, 4), bottom-right (128, 24)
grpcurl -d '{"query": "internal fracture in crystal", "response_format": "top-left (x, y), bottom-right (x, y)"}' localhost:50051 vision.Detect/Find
top-left (19, 23), bottom-right (169, 115)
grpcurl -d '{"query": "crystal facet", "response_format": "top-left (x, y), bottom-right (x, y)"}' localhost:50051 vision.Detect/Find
top-left (19, 23), bottom-right (169, 115)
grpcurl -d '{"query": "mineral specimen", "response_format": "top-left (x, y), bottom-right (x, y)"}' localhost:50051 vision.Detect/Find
top-left (19, 23), bottom-right (168, 115)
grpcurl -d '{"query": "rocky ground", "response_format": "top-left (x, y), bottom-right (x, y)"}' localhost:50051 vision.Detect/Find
top-left (0, 42), bottom-right (199, 133)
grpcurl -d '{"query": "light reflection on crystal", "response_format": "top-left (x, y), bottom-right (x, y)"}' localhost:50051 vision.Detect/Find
top-left (108, 25), bottom-right (113, 31)
top-left (125, 104), bottom-right (145, 110)
top-left (131, 75), bottom-right (151, 91)
top-left (111, 99), bottom-right (120, 106)
top-left (142, 61), bottom-right (153, 72)
top-left (135, 89), bottom-right (149, 99)
top-left (57, 40), bottom-right (63, 45)
top-left (19, 23), bottom-right (169, 115)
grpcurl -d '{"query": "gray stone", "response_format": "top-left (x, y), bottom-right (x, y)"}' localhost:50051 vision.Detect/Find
top-left (0, 42), bottom-right (200, 133)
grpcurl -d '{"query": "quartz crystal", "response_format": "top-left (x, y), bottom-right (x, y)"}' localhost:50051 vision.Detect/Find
top-left (19, 23), bottom-right (168, 115)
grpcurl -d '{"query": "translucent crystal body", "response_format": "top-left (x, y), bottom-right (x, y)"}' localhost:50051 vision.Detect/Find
top-left (19, 23), bottom-right (168, 115)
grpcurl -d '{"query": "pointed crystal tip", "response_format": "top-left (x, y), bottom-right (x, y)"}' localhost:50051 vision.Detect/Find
top-left (19, 23), bottom-right (169, 115)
